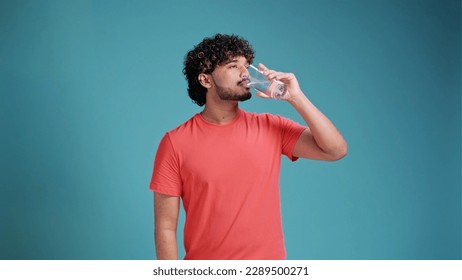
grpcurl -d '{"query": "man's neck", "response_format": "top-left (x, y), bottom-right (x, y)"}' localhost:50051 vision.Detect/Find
top-left (200, 103), bottom-right (240, 125)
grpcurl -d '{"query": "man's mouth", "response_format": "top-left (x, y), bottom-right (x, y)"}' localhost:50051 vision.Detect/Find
top-left (239, 77), bottom-right (251, 88)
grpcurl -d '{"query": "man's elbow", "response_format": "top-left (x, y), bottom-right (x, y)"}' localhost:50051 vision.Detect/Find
top-left (327, 141), bottom-right (348, 161)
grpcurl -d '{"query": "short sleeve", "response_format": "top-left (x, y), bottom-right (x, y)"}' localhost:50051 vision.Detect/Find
top-left (278, 116), bottom-right (306, 162)
top-left (149, 133), bottom-right (182, 196)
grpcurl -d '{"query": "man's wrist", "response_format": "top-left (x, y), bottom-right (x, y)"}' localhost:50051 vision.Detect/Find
top-left (287, 90), bottom-right (307, 107)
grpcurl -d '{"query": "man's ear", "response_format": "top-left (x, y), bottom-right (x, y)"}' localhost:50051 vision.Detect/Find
top-left (198, 73), bottom-right (212, 88)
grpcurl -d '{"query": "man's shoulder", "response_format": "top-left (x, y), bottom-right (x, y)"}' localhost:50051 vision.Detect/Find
top-left (165, 113), bottom-right (199, 136)
top-left (240, 109), bottom-right (283, 124)
top-left (241, 109), bottom-right (304, 133)
top-left (240, 108), bottom-right (272, 118)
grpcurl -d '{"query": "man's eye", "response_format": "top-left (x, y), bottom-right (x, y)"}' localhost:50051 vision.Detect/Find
top-left (230, 64), bottom-right (237, 68)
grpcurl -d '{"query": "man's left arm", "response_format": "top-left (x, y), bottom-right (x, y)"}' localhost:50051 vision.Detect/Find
top-left (258, 64), bottom-right (348, 161)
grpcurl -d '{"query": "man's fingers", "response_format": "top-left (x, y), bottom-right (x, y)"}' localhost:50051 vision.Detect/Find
top-left (258, 63), bottom-right (269, 71)
top-left (256, 91), bottom-right (270, 99)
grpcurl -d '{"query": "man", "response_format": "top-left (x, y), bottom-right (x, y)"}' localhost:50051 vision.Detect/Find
top-left (150, 34), bottom-right (347, 260)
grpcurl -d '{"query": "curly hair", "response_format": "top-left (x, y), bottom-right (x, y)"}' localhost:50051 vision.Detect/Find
top-left (183, 34), bottom-right (255, 106)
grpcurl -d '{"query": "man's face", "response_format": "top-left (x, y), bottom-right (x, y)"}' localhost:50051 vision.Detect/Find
top-left (210, 56), bottom-right (251, 102)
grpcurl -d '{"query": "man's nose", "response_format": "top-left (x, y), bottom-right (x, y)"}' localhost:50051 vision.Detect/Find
top-left (241, 66), bottom-right (250, 78)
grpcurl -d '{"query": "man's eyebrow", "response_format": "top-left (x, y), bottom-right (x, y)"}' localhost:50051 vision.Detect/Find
top-left (225, 59), bottom-right (238, 64)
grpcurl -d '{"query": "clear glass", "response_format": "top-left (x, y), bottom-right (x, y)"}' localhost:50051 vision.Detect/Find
top-left (246, 64), bottom-right (287, 99)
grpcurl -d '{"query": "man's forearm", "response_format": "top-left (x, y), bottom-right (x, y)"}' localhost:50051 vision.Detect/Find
top-left (289, 91), bottom-right (347, 156)
top-left (155, 229), bottom-right (178, 260)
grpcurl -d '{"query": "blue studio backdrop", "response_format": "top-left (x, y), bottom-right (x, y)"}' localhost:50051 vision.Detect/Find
top-left (0, 0), bottom-right (461, 260)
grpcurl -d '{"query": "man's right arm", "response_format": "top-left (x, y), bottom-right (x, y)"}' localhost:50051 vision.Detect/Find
top-left (154, 192), bottom-right (180, 260)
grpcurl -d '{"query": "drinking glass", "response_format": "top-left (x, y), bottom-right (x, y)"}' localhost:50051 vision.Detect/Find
top-left (246, 64), bottom-right (287, 99)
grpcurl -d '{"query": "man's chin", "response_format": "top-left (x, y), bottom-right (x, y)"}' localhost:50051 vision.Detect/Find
top-left (238, 93), bottom-right (252, 102)
top-left (217, 88), bottom-right (252, 102)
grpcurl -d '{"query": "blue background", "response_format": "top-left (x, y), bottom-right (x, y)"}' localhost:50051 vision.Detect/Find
top-left (1, 0), bottom-right (460, 260)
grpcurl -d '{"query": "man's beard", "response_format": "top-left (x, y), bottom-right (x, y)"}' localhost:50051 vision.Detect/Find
top-left (215, 84), bottom-right (252, 102)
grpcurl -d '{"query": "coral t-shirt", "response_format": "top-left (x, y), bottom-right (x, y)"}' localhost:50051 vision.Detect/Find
top-left (150, 109), bottom-right (305, 260)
